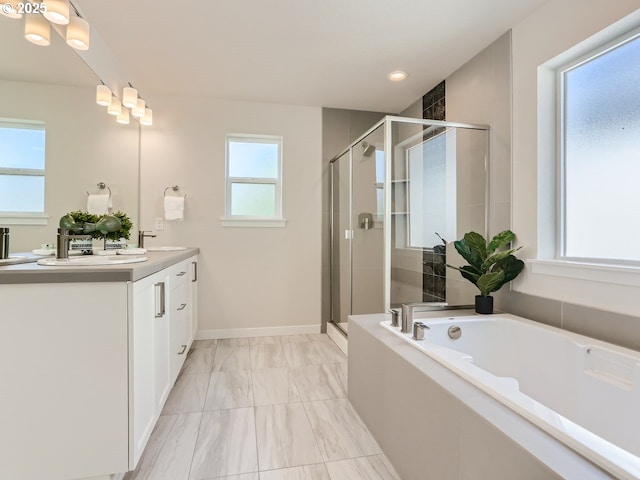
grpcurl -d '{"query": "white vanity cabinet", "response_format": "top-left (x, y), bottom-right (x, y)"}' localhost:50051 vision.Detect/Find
top-left (0, 249), bottom-right (199, 480)
top-left (130, 254), bottom-right (198, 468)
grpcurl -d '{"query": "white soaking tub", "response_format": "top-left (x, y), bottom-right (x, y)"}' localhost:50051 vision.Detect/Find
top-left (381, 313), bottom-right (640, 480)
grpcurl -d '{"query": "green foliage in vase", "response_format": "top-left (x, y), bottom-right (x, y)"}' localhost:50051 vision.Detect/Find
top-left (446, 230), bottom-right (525, 297)
top-left (65, 210), bottom-right (132, 241)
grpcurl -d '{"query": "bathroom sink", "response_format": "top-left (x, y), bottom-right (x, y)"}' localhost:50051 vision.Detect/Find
top-left (145, 246), bottom-right (188, 251)
top-left (37, 255), bottom-right (148, 266)
top-left (0, 256), bottom-right (31, 266)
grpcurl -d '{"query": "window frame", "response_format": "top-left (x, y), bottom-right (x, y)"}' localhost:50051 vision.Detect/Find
top-left (556, 26), bottom-right (640, 266)
top-left (0, 119), bottom-right (48, 225)
top-left (221, 133), bottom-right (285, 227)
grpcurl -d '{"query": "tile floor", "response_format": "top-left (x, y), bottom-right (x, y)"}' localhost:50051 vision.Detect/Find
top-left (125, 333), bottom-right (401, 480)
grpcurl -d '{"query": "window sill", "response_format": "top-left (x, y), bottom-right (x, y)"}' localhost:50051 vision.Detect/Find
top-left (220, 217), bottom-right (286, 228)
top-left (528, 259), bottom-right (640, 287)
top-left (0, 213), bottom-right (49, 226)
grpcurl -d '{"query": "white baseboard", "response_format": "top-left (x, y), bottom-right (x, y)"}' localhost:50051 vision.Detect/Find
top-left (196, 324), bottom-right (321, 340)
top-left (327, 322), bottom-right (348, 355)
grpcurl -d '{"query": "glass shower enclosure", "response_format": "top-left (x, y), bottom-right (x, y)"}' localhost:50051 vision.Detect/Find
top-left (330, 116), bottom-right (489, 335)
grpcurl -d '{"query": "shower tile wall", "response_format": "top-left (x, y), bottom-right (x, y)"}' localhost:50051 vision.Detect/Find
top-left (422, 81), bottom-right (447, 302)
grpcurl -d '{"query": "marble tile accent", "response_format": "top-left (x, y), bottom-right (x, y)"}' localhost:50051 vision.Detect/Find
top-left (204, 370), bottom-right (253, 411)
top-left (249, 336), bottom-right (281, 345)
top-left (282, 342), bottom-right (323, 367)
top-left (252, 367), bottom-right (301, 406)
top-left (125, 413), bottom-right (201, 480)
top-left (181, 346), bottom-right (216, 375)
top-left (259, 464), bottom-right (329, 480)
top-left (190, 408), bottom-right (258, 479)
top-left (255, 403), bottom-right (323, 470)
top-left (304, 398), bottom-right (381, 462)
top-left (291, 364), bottom-right (346, 401)
top-left (162, 373), bottom-right (209, 415)
top-left (250, 344), bottom-right (288, 369)
top-left (325, 455), bottom-right (401, 480)
top-left (218, 338), bottom-right (251, 347)
top-left (213, 345), bottom-right (252, 372)
top-left (312, 341), bottom-right (346, 364)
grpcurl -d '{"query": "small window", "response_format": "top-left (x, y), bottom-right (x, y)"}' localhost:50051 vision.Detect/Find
top-left (223, 134), bottom-right (284, 226)
top-left (0, 120), bottom-right (46, 223)
top-left (559, 29), bottom-right (640, 263)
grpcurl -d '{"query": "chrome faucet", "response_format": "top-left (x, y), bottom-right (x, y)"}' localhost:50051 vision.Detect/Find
top-left (138, 230), bottom-right (156, 248)
top-left (56, 228), bottom-right (92, 259)
top-left (400, 302), bottom-right (448, 333)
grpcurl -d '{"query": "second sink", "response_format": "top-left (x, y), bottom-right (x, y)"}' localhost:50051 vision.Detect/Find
top-left (37, 255), bottom-right (148, 266)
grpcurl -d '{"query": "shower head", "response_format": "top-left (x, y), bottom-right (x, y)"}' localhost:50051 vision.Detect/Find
top-left (362, 142), bottom-right (376, 157)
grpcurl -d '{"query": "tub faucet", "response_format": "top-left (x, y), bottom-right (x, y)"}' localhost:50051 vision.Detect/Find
top-left (401, 302), bottom-right (448, 333)
top-left (56, 228), bottom-right (92, 259)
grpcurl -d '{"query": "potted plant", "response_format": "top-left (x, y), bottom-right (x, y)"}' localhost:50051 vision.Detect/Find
top-left (102, 211), bottom-right (132, 250)
top-left (65, 210), bottom-right (132, 251)
top-left (446, 230), bottom-right (524, 314)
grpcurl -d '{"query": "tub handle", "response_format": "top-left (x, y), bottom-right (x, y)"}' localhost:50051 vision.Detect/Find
top-left (412, 321), bottom-right (430, 341)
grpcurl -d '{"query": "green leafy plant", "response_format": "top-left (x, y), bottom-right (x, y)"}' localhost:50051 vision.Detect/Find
top-left (446, 230), bottom-right (524, 297)
top-left (65, 210), bottom-right (132, 241)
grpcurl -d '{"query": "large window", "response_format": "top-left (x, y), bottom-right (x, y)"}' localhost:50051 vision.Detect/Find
top-left (223, 134), bottom-right (283, 226)
top-left (0, 120), bottom-right (46, 223)
top-left (559, 29), bottom-right (640, 263)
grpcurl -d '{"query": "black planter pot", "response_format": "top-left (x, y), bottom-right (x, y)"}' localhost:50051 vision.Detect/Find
top-left (475, 295), bottom-right (494, 314)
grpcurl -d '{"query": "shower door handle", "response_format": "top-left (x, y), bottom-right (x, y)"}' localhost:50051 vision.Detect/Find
top-left (344, 230), bottom-right (353, 240)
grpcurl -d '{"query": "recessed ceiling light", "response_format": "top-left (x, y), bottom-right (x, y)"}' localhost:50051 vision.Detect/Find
top-left (387, 70), bottom-right (408, 82)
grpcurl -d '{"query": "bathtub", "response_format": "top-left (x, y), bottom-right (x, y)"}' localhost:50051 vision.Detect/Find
top-left (381, 313), bottom-right (640, 480)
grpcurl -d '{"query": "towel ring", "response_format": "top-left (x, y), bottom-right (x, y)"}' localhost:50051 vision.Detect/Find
top-left (164, 185), bottom-right (186, 198)
top-left (87, 182), bottom-right (112, 198)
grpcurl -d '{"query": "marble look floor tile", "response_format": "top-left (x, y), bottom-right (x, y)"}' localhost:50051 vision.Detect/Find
top-left (306, 333), bottom-right (332, 343)
top-left (202, 474), bottom-right (258, 480)
top-left (255, 403), bottom-right (323, 470)
top-left (311, 342), bottom-right (346, 364)
top-left (279, 334), bottom-right (312, 344)
top-left (218, 338), bottom-right (250, 347)
top-left (252, 367), bottom-right (301, 406)
top-left (291, 364), bottom-right (346, 401)
top-left (251, 344), bottom-right (288, 369)
top-left (204, 370), bottom-right (253, 411)
top-left (181, 346), bottom-right (216, 375)
top-left (282, 342), bottom-right (323, 367)
top-left (303, 399), bottom-right (381, 462)
top-left (213, 345), bottom-right (252, 372)
top-left (325, 455), bottom-right (400, 480)
top-left (162, 373), bottom-right (209, 415)
top-left (249, 336), bottom-right (281, 346)
top-left (259, 464), bottom-right (329, 480)
top-left (190, 408), bottom-right (258, 479)
top-left (193, 339), bottom-right (218, 349)
top-left (125, 412), bottom-right (201, 480)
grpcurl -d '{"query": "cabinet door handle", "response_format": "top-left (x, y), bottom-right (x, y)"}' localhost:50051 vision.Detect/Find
top-left (177, 303), bottom-right (187, 311)
top-left (178, 345), bottom-right (187, 355)
top-left (154, 282), bottom-right (166, 318)
top-left (191, 261), bottom-right (197, 282)
top-left (177, 271), bottom-right (187, 277)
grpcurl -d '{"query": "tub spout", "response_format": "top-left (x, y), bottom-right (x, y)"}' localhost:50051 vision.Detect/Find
top-left (400, 302), bottom-right (448, 333)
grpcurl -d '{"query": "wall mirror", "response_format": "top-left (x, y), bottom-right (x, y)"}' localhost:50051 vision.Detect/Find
top-left (0, 17), bottom-right (139, 252)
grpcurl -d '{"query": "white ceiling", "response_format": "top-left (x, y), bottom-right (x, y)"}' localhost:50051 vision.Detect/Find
top-left (3, 0), bottom-right (550, 113)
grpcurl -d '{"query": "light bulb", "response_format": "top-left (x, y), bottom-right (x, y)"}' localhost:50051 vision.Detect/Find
top-left (107, 98), bottom-right (122, 116)
top-left (387, 70), bottom-right (408, 82)
top-left (132, 98), bottom-right (146, 118)
top-left (43, 0), bottom-right (69, 25)
top-left (96, 85), bottom-right (112, 106)
top-left (122, 87), bottom-right (138, 108)
top-left (140, 108), bottom-right (153, 126)
top-left (66, 16), bottom-right (90, 50)
top-left (25, 14), bottom-right (50, 46)
top-left (116, 109), bottom-right (130, 125)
